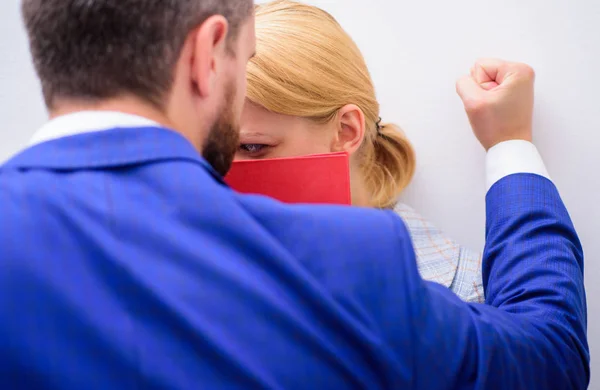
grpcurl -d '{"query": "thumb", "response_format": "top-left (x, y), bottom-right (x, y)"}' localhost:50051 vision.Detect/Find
top-left (456, 75), bottom-right (485, 105)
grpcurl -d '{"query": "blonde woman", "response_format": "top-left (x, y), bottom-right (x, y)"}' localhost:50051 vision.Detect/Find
top-left (235, 0), bottom-right (484, 302)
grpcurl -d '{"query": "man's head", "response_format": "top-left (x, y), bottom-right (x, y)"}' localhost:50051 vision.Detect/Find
top-left (21, 0), bottom-right (255, 175)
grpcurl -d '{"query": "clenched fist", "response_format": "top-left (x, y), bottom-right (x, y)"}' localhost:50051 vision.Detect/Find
top-left (456, 59), bottom-right (535, 150)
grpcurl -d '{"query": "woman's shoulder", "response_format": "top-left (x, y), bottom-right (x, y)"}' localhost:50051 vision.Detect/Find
top-left (392, 202), bottom-right (484, 302)
top-left (393, 202), bottom-right (452, 245)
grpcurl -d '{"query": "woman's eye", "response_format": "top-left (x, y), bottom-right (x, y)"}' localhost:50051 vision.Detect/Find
top-left (239, 144), bottom-right (268, 154)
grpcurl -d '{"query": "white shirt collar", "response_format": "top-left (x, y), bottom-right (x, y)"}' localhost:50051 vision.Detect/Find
top-left (29, 111), bottom-right (160, 146)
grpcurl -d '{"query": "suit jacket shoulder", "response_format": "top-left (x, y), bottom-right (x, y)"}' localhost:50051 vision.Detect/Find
top-left (235, 194), bottom-right (424, 345)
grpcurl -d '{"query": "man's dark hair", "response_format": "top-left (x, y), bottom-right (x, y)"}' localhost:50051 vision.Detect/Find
top-left (21, 0), bottom-right (253, 109)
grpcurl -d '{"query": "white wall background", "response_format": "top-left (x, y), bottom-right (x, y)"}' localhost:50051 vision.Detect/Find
top-left (2, 0), bottom-right (599, 386)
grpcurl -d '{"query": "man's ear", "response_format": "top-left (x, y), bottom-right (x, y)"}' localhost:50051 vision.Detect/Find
top-left (189, 15), bottom-right (229, 98)
top-left (331, 104), bottom-right (366, 155)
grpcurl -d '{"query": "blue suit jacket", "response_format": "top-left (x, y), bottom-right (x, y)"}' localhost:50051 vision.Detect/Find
top-left (0, 127), bottom-right (589, 389)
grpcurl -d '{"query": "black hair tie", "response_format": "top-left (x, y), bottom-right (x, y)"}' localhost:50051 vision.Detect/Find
top-left (375, 117), bottom-right (384, 134)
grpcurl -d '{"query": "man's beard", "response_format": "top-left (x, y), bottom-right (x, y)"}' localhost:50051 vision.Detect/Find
top-left (202, 84), bottom-right (240, 177)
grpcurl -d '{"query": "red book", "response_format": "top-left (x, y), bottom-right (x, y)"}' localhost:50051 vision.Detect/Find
top-left (224, 152), bottom-right (351, 205)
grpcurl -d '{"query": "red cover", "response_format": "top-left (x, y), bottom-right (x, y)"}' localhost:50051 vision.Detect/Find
top-left (224, 152), bottom-right (351, 205)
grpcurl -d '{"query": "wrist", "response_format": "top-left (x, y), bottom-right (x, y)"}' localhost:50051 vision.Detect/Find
top-left (485, 132), bottom-right (532, 151)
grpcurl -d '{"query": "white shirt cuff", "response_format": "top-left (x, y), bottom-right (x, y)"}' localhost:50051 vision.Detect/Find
top-left (485, 140), bottom-right (551, 191)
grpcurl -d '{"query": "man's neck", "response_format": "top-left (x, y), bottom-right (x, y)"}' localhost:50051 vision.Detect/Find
top-left (49, 96), bottom-right (175, 131)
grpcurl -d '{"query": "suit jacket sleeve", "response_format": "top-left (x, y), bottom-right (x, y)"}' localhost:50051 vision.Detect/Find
top-left (399, 173), bottom-right (589, 389)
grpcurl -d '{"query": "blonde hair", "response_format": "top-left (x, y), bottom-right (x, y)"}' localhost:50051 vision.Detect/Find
top-left (247, 0), bottom-right (416, 208)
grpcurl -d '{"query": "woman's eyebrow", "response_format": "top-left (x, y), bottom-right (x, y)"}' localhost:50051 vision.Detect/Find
top-left (239, 131), bottom-right (271, 138)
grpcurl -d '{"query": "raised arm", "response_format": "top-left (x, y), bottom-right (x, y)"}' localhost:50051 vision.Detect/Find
top-left (388, 59), bottom-right (588, 389)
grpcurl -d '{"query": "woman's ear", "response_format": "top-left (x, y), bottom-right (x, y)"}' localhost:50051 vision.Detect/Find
top-left (331, 104), bottom-right (366, 155)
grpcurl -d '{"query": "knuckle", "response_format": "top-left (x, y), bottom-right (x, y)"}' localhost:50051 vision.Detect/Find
top-left (475, 56), bottom-right (494, 64)
top-left (518, 63), bottom-right (536, 79)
